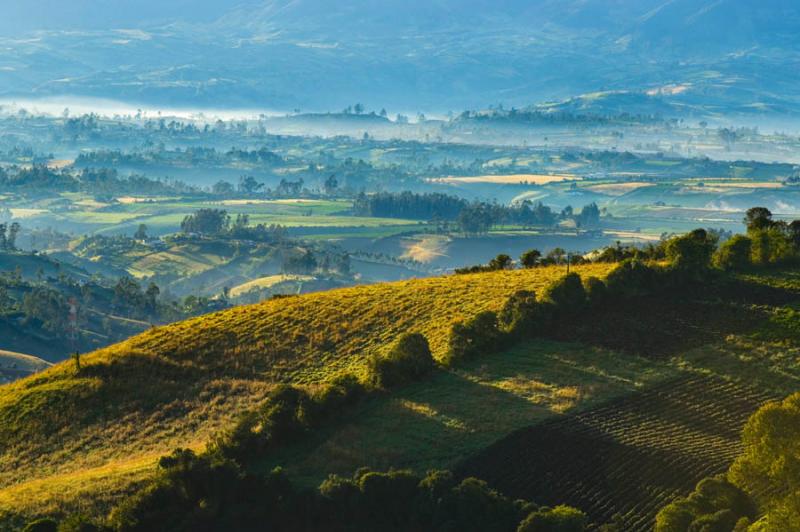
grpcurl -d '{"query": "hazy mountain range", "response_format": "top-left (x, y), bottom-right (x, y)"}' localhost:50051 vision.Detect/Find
top-left (1, 0), bottom-right (799, 117)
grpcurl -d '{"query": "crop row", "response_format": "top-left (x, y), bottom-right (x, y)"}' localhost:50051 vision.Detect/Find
top-left (457, 375), bottom-right (778, 531)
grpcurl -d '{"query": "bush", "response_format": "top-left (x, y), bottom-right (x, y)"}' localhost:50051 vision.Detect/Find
top-left (654, 476), bottom-right (755, 532)
top-left (517, 505), bottom-right (588, 532)
top-left (499, 290), bottom-right (544, 336)
top-left (367, 333), bottom-right (434, 388)
top-left (583, 277), bottom-right (607, 307)
top-left (314, 374), bottom-right (366, 416)
top-left (665, 229), bottom-right (717, 279)
top-left (446, 311), bottom-right (505, 365)
top-left (212, 376), bottom-right (364, 463)
top-left (520, 249), bottom-right (542, 268)
top-left (542, 273), bottom-right (586, 313)
top-left (749, 226), bottom-right (795, 265)
top-left (604, 259), bottom-right (659, 299)
top-left (714, 235), bottom-right (752, 271)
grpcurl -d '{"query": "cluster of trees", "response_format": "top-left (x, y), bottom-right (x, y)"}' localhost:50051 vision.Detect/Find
top-left (179, 209), bottom-right (287, 243)
top-left (0, 164), bottom-right (197, 196)
top-left (456, 248), bottom-right (583, 274)
top-left (25, 450), bottom-right (584, 532)
top-left (446, 224), bottom-right (742, 365)
top-left (76, 146), bottom-right (284, 170)
top-left (353, 191), bottom-right (467, 220)
top-left (0, 222), bottom-right (20, 251)
top-left (280, 248), bottom-right (351, 277)
top-left (354, 191), bottom-right (599, 234)
top-left (655, 390), bottom-right (800, 530)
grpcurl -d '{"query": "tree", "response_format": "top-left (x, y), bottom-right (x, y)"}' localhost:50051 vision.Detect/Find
top-left (238, 175), bottom-right (264, 195)
top-left (7, 222), bottom-right (20, 251)
top-left (542, 273), bottom-right (586, 313)
top-left (714, 235), bottom-right (752, 271)
top-left (577, 203), bottom-right (600, 227)
top-left (212, 180), bottom-right (235, 196)
top-left (180, 209), bottom-right (230, 235)
top-left (518, 505), bottom-right (588, 532)
top-left (744, 207), bottom-right (774, 232)
top-left (0, 223), bottom-right (6, 250)
top-left (546, 247), bottom-right (567, 265)
top-left (283, 249), bottom-right (317, 274)
top-left (134, 224), bottom-right (148, 241)
top-left (145, 283), bottom-right (160, 314)
top-left (520, 249), bottom-right (542, 269)
top-left (446, 311), bottom-right (504, 364)
top-left (488, 254), bottom-right (513, 270)
top-left (323, 175), bottom-right (339, 196)
top-left (368, 333), bottom-right (434, 388)
top-left (664, 229), bottom-right (717, 279)
top-left (353, 103), bottom-right (365, 115)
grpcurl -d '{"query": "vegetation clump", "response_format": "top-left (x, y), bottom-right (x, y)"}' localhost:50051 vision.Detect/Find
top-left (446, 311), bottom-right (505, 365)
top-left (211, 375), bottom-right (365, 465)
top-left (89, 449), bottom-right (565, 532)
top-left (367, 333), bottom-right (434, 388)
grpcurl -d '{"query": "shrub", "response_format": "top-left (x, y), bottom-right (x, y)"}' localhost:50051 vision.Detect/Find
top-left (654, 476), bottom-right (755, 532)
top-left (314, 374), bottom-right (366, 416)
top-left (542, 273), bottom-right (586, 313)
top-left (749, 226), bottom-right (795, 265)
top-left (604, 259), bottom-right (659, 299)
top-left (665, 229), bottom-right (717, 279)
top-left (520, 249), bottom-right (542, 268)
top-left (517, 505), bottom-right (588, 532)
top-left (714, 235), bottom-right (752, 271)
top-left (499, 290), bottom-right (543, 336)
top-left (367, 333), bottom-right (434, 388)
top-left (583, 276), bottom-right (607, 307)
top-left (446, 311), bottom-right (505, 365)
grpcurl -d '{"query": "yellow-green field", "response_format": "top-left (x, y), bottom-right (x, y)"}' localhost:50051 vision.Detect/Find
top-left (229, 274), bottom-right (314, 298)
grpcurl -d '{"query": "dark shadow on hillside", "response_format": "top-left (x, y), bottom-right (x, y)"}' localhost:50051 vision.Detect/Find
top-left (257, 367), bottom-right (548, 483)
top-left (455, 375), bottom-right (779, 531)
top-left (549, 275), bottom-right (800, 358)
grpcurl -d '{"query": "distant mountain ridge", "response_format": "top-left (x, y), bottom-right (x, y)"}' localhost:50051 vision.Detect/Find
top-left (0, 0), bottom-right (798, 117)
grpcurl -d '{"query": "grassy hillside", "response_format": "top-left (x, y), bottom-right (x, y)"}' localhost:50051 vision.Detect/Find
top-left (0, 350), bottom-right (51, 384)
top-left (0, 263), bottom-right (613, 518)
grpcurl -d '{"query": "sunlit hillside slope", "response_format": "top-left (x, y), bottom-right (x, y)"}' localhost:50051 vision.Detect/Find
top-left (0, 263), bottom-right (613, 517)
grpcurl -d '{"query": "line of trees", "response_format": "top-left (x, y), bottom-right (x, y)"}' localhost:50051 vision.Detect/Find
top-left (354, 191), bottom-right (600, 234)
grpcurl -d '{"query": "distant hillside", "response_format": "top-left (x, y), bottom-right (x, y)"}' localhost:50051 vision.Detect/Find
top-left (0, 0), bottom-right (798, 115)
top-left (0, 350), bottom-right (50, 384)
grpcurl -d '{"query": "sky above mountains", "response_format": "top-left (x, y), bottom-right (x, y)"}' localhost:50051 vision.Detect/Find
top-left (1, 1), bottom-right (798, 116)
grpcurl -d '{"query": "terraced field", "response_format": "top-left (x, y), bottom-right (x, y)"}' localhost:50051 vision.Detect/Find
top-left (458, 375), bottom-right (779, 530)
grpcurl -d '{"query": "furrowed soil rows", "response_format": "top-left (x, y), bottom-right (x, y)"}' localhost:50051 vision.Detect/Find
top-left (457, 375), bottom-right (778, 530)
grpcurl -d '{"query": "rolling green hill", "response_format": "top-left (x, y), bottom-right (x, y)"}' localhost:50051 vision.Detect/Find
top-left (2, 260), bottom-right (800, 529)
top-left (0, 263), bottom-right (613, 518)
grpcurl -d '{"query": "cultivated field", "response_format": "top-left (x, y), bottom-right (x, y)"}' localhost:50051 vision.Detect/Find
top-left (458, 376), bottom-right (778, 530)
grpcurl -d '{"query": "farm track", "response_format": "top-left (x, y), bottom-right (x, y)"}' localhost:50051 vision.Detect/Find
top-left (457, 375), bottom-right (779, 531)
